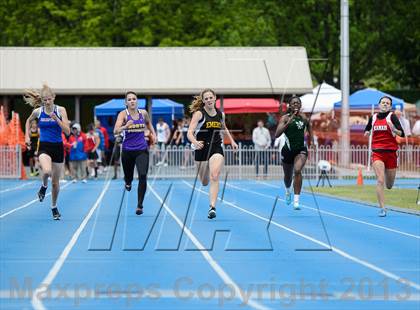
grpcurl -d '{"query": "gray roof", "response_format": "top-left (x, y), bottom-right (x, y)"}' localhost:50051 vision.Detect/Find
top-left (0, 47), bottom-right (312, 95)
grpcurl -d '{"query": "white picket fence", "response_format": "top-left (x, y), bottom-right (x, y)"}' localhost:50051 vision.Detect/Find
top-left (147, 144), bottom-right (420, 179)
top-left (0, 145), bottom-right (22, 178)
top-left (1, 144), bottom-right (418, 180)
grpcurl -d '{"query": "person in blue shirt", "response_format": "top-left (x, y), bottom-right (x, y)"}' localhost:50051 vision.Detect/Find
top-left (24, 84), bottom-right (70, 220)
top-left (67, 123), bottom-right (88, 183)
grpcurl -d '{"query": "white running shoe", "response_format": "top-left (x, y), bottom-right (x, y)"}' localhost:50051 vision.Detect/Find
top-left (378, 208), bottom-right (387, 217)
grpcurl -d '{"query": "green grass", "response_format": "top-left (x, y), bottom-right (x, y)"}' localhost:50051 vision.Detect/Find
top-left (308, 185), bottom-right (420, 211)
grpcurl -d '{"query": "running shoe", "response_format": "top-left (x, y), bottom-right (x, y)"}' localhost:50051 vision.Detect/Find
top-left (125, 184), bottom-right (132, 191)
top-left (208, 206), bottom-right (216, 219)
top-left (38, 185), bottom-right (47, 202)
top-left (51, 207), bottom-right (61, 220)
top-left (378, 208), bottom-right (387, 217)
top-left (285, 191), bottom-right (292, 205)
top-left (293, 202), bottom-right (301, 210)
top-left (135, 206), bottom-right (144, 215)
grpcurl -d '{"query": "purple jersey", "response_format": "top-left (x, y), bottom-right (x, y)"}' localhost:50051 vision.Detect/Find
top-left (122, 109), bottom-right (148, 151)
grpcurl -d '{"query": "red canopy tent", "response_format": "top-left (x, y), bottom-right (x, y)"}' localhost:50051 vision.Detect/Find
top-left (216, 98), bottom-right (281, 114)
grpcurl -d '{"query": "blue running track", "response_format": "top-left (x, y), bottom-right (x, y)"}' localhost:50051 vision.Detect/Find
top-left (0, 178), bottom-right (419, 309)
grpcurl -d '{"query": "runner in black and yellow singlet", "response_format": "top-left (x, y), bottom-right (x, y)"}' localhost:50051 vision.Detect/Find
top-left (275, 96), bottom-right (312, 210)
top-left (193, 107), bottom-right (224, 161)
top-left (28, 119), bottom-right (40, 176)
top-left (187, 88), bottom-right (238, 219)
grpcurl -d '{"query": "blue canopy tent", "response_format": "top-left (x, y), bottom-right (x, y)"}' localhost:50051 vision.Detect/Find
top-left (94, 98), bottom-right (184, 140)
top-left (334, 88), bottom-right (405, 111)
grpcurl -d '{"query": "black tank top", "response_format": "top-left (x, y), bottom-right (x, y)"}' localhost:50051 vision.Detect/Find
top-left (30, 128), bottom-right (39, 147)
top-left (195, 108), bottom-right (223, 145)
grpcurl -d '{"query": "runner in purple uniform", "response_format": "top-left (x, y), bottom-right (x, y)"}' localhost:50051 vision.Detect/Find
top-left (114, 91), bottom-right (156, 215)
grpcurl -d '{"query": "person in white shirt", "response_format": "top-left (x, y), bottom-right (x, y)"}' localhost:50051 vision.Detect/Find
top-left (395, 109), bottom-right (412, 137)
top-left (252, 120), bottom-right (271, 178)
top-left (412, 118), bottom-right (420, 136)
top-left (155, 118), bottom-right (170, 166)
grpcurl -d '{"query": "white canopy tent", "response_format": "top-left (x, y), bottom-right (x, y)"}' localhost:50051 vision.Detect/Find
top-left (300, 82), bottom-right (341, 113)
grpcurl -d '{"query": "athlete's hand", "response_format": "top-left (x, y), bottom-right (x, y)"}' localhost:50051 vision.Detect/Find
top-left (148, 133), bottom-right (156, 145)
top-left (25, 137), bottom-right (31, 148)
top-left (124, 120), bottom-right (134, 129)
top-left (290, 110), bottom-right (299, 119)
top-left (231, 141), bottom-right (239, 150)
top-left (194, 141), bottom-right (204, 150)
top-left (49, 112), bottom-right (59, 122)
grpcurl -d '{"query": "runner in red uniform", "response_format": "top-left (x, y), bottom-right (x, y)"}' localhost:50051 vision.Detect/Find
top-left (364, 96), bottom-right (405, 217)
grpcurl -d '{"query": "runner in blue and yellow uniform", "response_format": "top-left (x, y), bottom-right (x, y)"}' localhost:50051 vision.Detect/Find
top-left (24, 84), bottom-right (70, 220)
top-left (275, 96), bottom-right (312, 210)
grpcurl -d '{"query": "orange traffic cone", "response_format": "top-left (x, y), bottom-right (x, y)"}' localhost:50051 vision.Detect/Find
top-left (357, 168), bottom-right (363, 186)
top-left (20, 162), bottom-right (28, 180)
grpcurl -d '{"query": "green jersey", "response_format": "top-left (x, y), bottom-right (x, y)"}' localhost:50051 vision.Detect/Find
top-left (284, 114), bottom-right (307, 151)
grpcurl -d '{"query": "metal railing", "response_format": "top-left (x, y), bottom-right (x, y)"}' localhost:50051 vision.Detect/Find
top-left (147, 144), bottom-right (420, 179)
top-left (3, 144), bottom-right (418, 180)
top-left (0, 145), bottom-right (22, 178)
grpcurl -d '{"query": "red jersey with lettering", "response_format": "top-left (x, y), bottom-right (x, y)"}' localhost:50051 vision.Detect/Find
top-left (371, 113), bottom-right (398, 151)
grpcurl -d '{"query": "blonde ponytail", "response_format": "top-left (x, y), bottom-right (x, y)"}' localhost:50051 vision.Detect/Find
top-left (189, 95), bottom-right (203, 113)
top-left (23, 89), bottom-right (42, 108)
top-left (23, 83), bottom-right (55, 109)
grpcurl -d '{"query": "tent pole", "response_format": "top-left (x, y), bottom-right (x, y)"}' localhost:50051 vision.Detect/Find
top-left (340, 0), bottom-right (350, 167)
top-left (75, 95), bottom-right (81, 123)
top-left (146, 96), bottom-right (153, 124)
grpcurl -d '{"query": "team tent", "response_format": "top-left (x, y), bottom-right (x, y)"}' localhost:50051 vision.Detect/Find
top-left (300, 82), bottom-right (341, 113)
top-left (94, 98), bottom-right (184, 140)
top-left (334, 88), bottom-right (405, 112)
top-left (215, 98), bottom-right (280, 114)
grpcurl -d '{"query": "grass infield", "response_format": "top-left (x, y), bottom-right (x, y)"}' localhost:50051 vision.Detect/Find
top-left (309, 185), bottom-right (420, 211)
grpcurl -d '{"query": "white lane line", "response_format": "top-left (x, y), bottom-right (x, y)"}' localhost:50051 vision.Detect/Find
top-left (148, 184), bottom-right (270, 310)
top-left (31, 180), bottom-right (112, 310)
top-left (227, 182), bottom-right (420, 240)
top-left (182, 180), bottom-right (420, 292)
top-left (0, 181), bottom-right (36, 194)
top-left (0, 182), bottom-right (72, 219)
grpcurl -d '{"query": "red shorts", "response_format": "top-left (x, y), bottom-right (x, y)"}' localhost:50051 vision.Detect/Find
top-left (372, 151), bottom-right (398, 169)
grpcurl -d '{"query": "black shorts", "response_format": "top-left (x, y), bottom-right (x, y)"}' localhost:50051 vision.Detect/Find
top-left (281, 146), bottom-right (308, 165)
top-left (87, 151), bottom-right (98, 160)
top-left (27, 147), bottom-right (37, 158)
top-left (38, 142), bottom-right (64, 163)
top-left (194, 143), bottom-right (224, 162)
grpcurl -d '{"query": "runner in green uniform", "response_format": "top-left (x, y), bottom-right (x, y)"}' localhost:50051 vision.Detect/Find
top-left (275, 96), bottom-right (313, 210)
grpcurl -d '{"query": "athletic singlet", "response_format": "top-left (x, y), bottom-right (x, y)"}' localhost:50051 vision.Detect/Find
top-left (371, 112), bottom-right (398, 151)
top-left (284, 114), bottom-right (307, 151)
top-left (194, 108), bottom-right (223, 146)
top-left (29, 128), bottom-right (39, 147)
top-left (122, 109), bottom-right (148, 151)
top-left (37, 106), bottom-right (63, 143)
